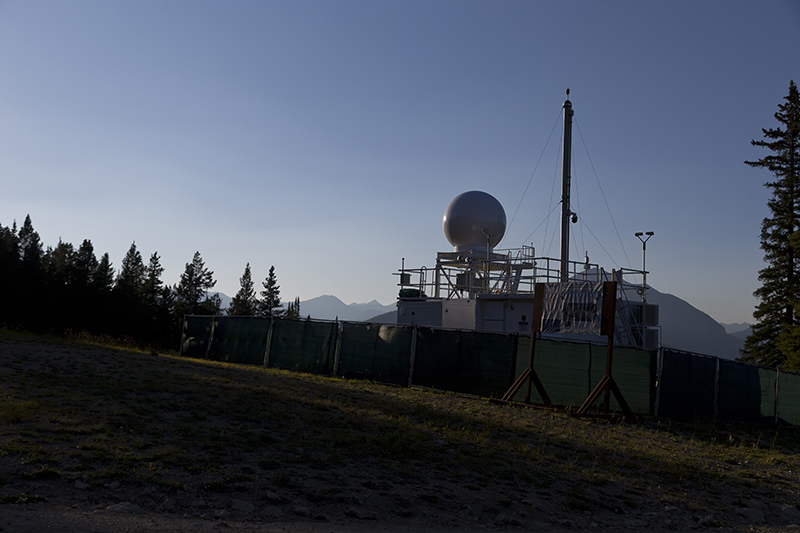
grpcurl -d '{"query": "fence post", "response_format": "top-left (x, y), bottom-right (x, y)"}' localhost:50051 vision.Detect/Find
top-left (510, 333), bottom-right (518, 390)
top-left (713, 357), bottom-right (720, 422)
top-left (205, 315), bottom-right (217, 360)
top-left (587, 342), bottom-right (593, 398)
top-left (775, 368), bottom-right (781, 426)
top-left (654, 347), bottom-right (664, 418)
top-left (408, 324), bottom-right (418, 387)
top-left (262, 316), bottom-right (274, 368)
top-left (332, 320), bottom-right (342, 377)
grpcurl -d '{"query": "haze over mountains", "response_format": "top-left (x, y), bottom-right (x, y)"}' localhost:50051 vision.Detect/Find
top-left (641, 288), bottom-right (746, 360)
top-left (294, 295), bottom-right (395, 323)
top-left (214, 290), bottom-right (749, 361)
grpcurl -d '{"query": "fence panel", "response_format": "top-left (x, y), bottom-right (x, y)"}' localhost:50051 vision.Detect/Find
top-left (455, 331), bottom-right (516, 398)
top-left (513, 337), bottom-right (592, 408)
top-left (658, 350), bottom-right (716, 421)
top-left (718, 360), bottom-right (777, 424)
top-left (412, 329), bottom-right (516, 397)
top-left (589, 345), bottom-right (656, 416)
top-left (206, 317), bottom-right (270, 365)
top-left (412, 328), bottom-right (462, 392)
top-left (180, 316), bottom-right (214, 359)
top-left (778, 371), bottom-right (800, 426)
top-left (337, 323), bottom-right (412, 385)
top-left (180, 315), bottom-right (800, 427)
top-left (269, 319), bottom-right (336, 375)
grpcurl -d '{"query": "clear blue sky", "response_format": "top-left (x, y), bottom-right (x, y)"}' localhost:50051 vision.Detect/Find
top-left (1, 1), bottom-right (798, 324)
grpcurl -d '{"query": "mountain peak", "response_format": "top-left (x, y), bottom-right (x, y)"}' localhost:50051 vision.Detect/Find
top-left (298, 296), bottom-right (394, 322)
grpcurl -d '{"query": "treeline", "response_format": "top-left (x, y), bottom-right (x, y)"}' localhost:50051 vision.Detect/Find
top-left (0, 215), bottom-right (299, 351)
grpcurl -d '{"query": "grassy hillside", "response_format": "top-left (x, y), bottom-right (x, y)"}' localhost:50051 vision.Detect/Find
top-left (1, 330), bottom-right (799, 531)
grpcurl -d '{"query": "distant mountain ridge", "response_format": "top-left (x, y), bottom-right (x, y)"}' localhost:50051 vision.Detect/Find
top-left (208, 293), bottom-right (394, 322)
top-left (642, 288), bottom-right (744, 360)
top-left (721, 322), bottom-right (751, 335)
top-left (293, 295), bottom-right (394, 322)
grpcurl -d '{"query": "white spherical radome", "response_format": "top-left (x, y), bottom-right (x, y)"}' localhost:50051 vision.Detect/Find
top-left (442, 191), bottom-right (506, 253)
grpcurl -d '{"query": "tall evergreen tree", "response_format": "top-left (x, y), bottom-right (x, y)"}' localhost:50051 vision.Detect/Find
top-left (0, 222), bottom-right (20, 325)
top-left (176, 251), bottom-right (217, 315)
top-left (258, 265), bottom-right (283, 318)
top-left (18, 215), bottom-right (43, 273)
top-left (285, 296), bottom-right (301, 320)
top-left (93, 253), bottom-right (115, 294)
top-left (73, 240), bottom-right (99, 331)
top-left (229, 263), bottom-right (258, 316)
top-left (115, 242), bottom-right (146, 297)
top-left (43, 240), bottom-right (76, 289)
top-left (43, 240), bottom-right (77, 328)
top-left (741, 81), bottom-right (800, 369)
top-left (74, 240), bottom-right (98, 289)
top-left (17, 215), bottom-right (44, 324)
top-left (142, 252), bottom-right (165, 310)
top-left (113, 242), bottom-right (147, 338)
top-left (141, 252), bottom-right (175, 346)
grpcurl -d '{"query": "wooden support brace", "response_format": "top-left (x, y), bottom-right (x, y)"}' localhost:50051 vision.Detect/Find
top-left (573, 281), bottom-right (635, 421)
top-left (498, 283), bottom-right (551, 407)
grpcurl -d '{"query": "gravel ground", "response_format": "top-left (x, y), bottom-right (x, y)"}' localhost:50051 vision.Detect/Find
top-left (2, 333), bottom-right (800, 532)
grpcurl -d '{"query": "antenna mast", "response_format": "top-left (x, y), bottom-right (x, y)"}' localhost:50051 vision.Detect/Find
top-left (560, 89), bottom-right (574, 282)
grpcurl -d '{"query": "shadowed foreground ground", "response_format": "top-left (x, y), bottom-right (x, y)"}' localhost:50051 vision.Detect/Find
top-left (2, 331), bottom-right (800, 532)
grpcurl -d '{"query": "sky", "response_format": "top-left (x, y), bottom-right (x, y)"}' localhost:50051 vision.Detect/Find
top-left (0, 1), bottom-right (798, 325)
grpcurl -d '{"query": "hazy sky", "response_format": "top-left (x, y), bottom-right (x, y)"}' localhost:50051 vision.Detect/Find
top-left (1, 1), bottom-right (798, 324)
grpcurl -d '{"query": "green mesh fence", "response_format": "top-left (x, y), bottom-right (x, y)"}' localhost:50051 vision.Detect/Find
top-left (658, 350), bottom-right (716, 421)
top-left (718, 360), bottom-right (777, 424)
top-left (778, 370), bottom-right (800, 426)
top-left (589, 345), bottom-right (656, 416)
top-left (510, 338), bottom-right (654, 414)
top-left (180, 316), bottom-right (214, 359)
top-left (337, 323), bottom-right (412, 385)
top-left (412, 328), bottom-right (516, 397)
top-left (206, 317), bottom-right (270, 365)
top-left (412, 328), bottom-right (465, 393)
top-left (456, 331), bottom-right (516, 398)
top-left (268, 319), bottom-right (336, 375)
top-left (179, 314), bottom-right (800, 427)
top-left (513, 337), bottom-right (591, 408)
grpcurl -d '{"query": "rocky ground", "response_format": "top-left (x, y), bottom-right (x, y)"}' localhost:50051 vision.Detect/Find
top-left (2, 331), bottom-right (800, 532)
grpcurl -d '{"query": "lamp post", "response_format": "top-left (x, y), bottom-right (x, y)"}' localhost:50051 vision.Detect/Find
top-left (482, 228), bottom-right (495, 291)
top-left (635, 232), bottom-right (653, 302)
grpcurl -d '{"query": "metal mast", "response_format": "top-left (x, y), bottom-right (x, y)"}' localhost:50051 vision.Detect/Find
top-left (560, 90), bottom-right (574, 282)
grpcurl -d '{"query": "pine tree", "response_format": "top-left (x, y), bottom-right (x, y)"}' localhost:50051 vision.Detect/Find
top-left (176, 251), bottom-right (217, 315)
top-left (140, 253), bottom-right (176, 347)
top-left (741, 81), bottom-right (800, 369)
top-left (90, 252), bottom-right (115, 333)
top-left (42, 240), bottom-right (77, 329)
top-left (74, 240), bottom-right (98, 289)
top-left (142, 252), bottom-right (165, 310)
top-left (0, 222), bottom-right (20, 325)
top-left (93, 253), bottom-right (115, 294)
top-left (43, 240), bottom-right (76, 289)
top-left (258, 265), bottom-right (283, 318)
top-left (17, 215), bottom-right (44, 324)
top-left (285, 296), bottom-right (301, 320)
top-left (229, 263), bottom-right (258, 316)
top-left (115, 242), bottom-right (146, 297)
top-left (18, 214), bottom-right (43, 274)
top-left (73, 240), bottom-right (99, 331)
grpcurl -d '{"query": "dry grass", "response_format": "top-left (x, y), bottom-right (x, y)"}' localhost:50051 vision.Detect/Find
top-left (1, 328), bottom-right (800, 530)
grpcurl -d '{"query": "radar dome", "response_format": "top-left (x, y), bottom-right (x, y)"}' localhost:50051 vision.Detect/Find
top-left (443, 191), bottom-right (506, 253)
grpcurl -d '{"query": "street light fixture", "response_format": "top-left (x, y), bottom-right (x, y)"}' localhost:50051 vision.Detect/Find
top-left (482, 228), bottom-right (495, 290)
top-left (635, 232), bottom-right (654, 302)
